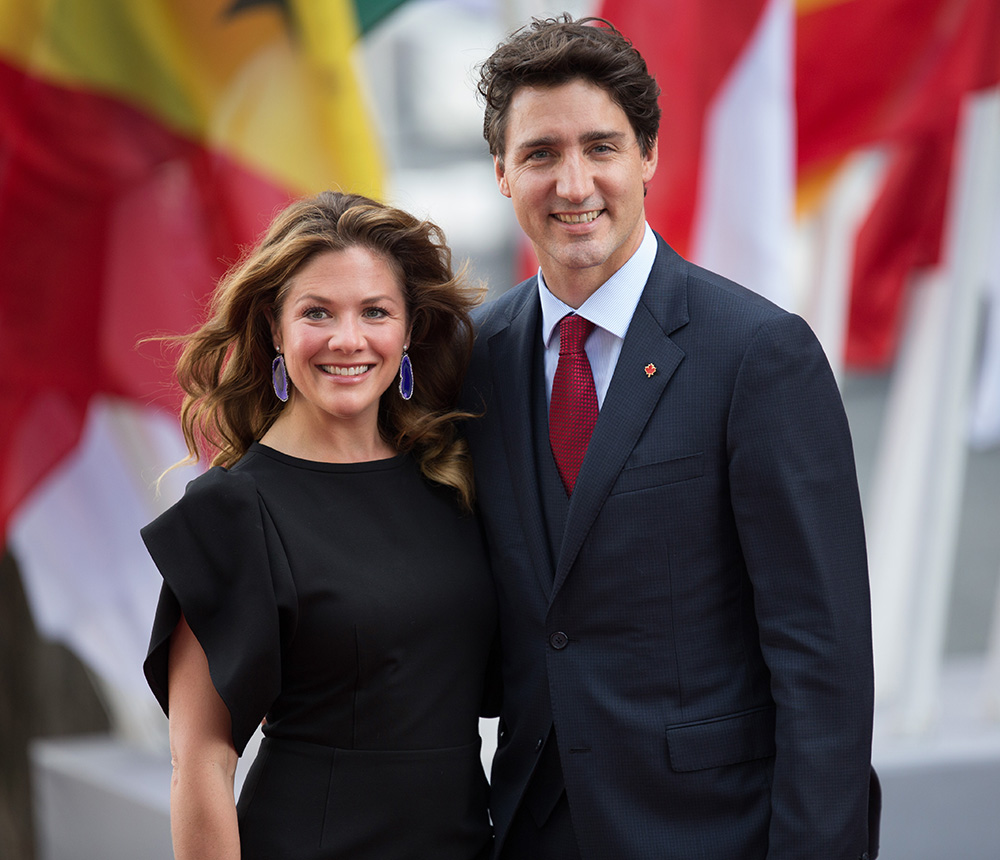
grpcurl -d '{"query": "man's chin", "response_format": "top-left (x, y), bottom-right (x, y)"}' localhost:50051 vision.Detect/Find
top-left (546, 241), bottom-right (610, 272)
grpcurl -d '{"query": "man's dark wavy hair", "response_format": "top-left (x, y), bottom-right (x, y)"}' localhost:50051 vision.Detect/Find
top-left (477, 14), bottom-right (661, 165)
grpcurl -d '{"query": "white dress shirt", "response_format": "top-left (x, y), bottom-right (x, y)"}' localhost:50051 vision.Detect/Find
top-left (538, 223), bottom-right (657, 408)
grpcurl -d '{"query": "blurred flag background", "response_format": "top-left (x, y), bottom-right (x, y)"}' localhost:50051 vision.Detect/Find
top-left (1, 0), bottom-right (390, 701)
top-left (1, 1), bottom-right (998, 858)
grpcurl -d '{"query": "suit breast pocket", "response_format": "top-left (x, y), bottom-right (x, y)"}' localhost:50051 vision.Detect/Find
top-left (609, 451), bottom-right (704, 496)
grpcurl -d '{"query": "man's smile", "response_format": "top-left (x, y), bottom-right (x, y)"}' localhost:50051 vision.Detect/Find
top-left (553, 210), bottom-right (603, 224)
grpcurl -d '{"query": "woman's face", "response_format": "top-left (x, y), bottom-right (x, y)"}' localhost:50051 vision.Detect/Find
top-left (272, 246), bottom-right (409, 438)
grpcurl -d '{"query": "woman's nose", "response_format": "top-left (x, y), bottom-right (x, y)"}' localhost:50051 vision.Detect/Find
top-left (328, 318), bottom-right (364, 351)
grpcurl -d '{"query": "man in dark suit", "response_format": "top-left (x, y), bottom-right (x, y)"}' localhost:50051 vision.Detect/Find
top-left (462, 14), bottom-right (880, 860)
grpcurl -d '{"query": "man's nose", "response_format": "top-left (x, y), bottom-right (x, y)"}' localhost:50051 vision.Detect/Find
top-left (555, 152), bottom-right (594, 203)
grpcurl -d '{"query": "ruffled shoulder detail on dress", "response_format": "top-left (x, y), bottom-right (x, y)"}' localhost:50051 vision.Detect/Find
top-left (141, 466), bottom-right (295, 755)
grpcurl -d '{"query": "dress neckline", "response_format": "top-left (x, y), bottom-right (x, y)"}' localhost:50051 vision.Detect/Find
top-left (245, 441), bottom-right (409, 473)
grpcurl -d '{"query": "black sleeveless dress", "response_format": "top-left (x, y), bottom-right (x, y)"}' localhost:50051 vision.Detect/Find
top-left (142, 443), bottom-right (497, 860)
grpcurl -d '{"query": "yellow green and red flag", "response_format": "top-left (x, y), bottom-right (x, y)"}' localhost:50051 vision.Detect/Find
top-left (0, 0), bottom-right (407, 541)
top-left (0, 0), bottom-right (407, 690)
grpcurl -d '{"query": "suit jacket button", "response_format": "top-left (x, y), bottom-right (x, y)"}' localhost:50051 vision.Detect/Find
top-left (549, 631), bottom-right (569, 649)
top-left (535, 738), bottom-right (544, 753)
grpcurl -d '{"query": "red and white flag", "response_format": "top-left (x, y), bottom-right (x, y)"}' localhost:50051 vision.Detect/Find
top-left (600, 0), bottom-right (796, 309)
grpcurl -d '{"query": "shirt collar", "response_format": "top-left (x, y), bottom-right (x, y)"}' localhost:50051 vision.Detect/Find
top-left (539, 223), bottom-right (657, 347)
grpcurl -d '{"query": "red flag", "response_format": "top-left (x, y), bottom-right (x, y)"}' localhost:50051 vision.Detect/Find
top-left (797, 0), bottom-right (1000, 367)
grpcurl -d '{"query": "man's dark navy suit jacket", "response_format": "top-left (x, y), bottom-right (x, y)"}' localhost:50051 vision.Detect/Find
top-left (462, 234), bottom-right (880, 860)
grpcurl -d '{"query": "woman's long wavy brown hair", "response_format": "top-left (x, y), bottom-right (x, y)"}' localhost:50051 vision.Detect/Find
top-left (170, 191), bottom-right (482, 508)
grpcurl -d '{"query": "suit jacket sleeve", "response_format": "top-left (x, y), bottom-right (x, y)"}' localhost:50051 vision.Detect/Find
top-left (727, 312), bottom-right (875, 857)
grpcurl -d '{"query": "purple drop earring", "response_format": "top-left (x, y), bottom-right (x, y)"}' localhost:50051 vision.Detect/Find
top-left (271, 350), bottom-right (289, 402)
top-left (398, 347), bottom-right (413, 401)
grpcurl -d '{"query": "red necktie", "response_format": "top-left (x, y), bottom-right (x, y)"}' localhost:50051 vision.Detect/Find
top-left (549, 314), bottom-right (598, 495)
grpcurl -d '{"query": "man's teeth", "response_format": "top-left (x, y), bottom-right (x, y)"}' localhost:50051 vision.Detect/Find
top-left (555, 211), bottom-right (601, 223)
top-left (323, 365), bottom-right (371, 376)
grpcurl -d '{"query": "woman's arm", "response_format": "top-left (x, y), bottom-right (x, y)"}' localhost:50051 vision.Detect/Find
top-left (167, 614), bottom-right (241, 860)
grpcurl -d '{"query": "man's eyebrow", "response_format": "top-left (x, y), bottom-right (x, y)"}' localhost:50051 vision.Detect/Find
top-left (513, 129), bottom-right (628, 152)
top-left (580, 129), bottom-right (628, 144)
top-left (513, 135), bottom-right (558, 152)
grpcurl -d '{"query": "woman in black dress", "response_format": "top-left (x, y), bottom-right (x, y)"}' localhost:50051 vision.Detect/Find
top-left (142, 191), bottom-right (497, 860)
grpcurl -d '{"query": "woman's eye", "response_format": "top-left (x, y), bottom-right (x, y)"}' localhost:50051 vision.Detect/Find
top-left (362, 306), bottom-right (389, 319)
top-left (303, 307), bottom-right (328, 320)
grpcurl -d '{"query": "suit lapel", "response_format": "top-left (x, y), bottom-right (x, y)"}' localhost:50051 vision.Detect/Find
top-left (552, 240), bottom-right (690, 596)
top-left (487, 286), bottom-right (557, 598)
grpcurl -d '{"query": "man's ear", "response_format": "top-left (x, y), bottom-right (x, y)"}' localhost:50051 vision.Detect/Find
top-left (494, 155), bottom-right (511, 199)
top-left (642, 137), bottom-right (659, 185)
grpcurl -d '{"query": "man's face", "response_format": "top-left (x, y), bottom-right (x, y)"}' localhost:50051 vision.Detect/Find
top-left (494, 78), bottom-right (657, 304)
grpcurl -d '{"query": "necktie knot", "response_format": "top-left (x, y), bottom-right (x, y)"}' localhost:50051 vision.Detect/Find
top-left (558, 314), bottom-right (594, 354)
